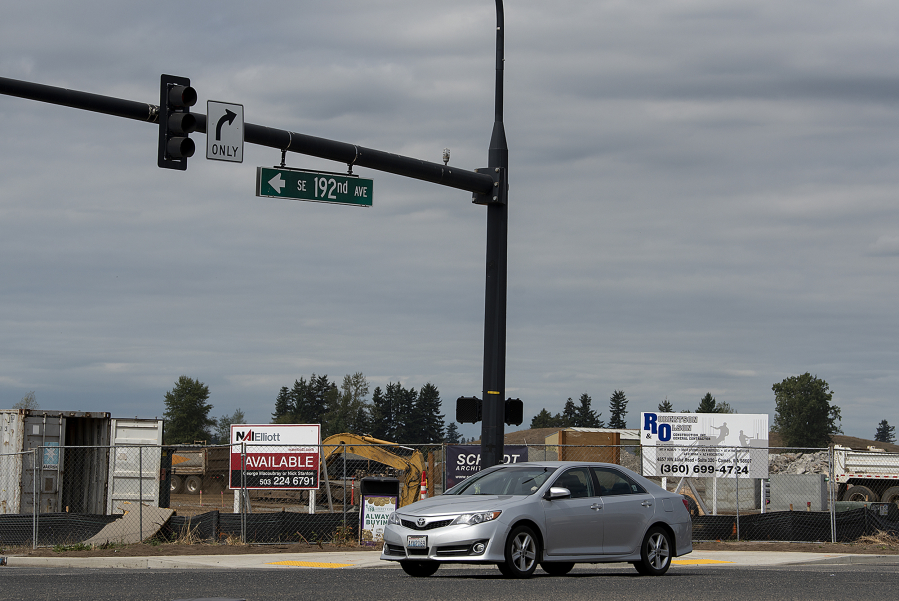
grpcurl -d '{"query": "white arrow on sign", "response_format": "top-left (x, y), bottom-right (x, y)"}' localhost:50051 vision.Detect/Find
top-left (268, 173), bottom-right (285, 193)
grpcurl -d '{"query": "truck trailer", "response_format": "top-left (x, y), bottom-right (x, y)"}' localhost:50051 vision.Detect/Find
top-left (834, 445), bottom-right (899, 505)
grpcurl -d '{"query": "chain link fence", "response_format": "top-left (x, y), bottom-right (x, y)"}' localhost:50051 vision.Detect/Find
top-left (1, 442), bottom-right (897, 548)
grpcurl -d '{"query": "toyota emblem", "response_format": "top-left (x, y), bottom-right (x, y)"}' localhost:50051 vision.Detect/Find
top-left (417, 518), bottom-right (426, 528)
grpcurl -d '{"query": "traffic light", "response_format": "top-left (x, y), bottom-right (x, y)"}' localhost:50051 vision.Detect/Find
top-left (456, 396), bottom-right (482, 424)
top-left (157, 74), bottom-right (197, 170)
top-left (505, 398), bottom-right (523, 426)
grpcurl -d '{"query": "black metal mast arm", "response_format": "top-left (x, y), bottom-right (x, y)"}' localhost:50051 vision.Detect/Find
top-left (0, 76), bottom-right (495, 195)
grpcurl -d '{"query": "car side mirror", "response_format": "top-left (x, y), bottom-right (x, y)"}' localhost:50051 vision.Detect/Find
top-left (544, 486), bottom-right (571, 500)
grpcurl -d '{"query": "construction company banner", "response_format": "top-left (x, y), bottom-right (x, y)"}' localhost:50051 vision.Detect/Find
top-left (640, 412), bottom-right (769, 479)
top-left (229, 424), bottom-right (320, 490)
top-left (445, 445), bottom-right (528, 489)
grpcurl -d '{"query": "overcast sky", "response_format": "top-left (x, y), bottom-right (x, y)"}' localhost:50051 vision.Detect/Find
top-left (2, 1), bottom-right (897, 442)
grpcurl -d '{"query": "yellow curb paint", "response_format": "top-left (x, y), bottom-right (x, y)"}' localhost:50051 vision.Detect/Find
top-left (672, 559), bottom-right (734, 565)
top-left (266, 560), bottom-right (355, 568)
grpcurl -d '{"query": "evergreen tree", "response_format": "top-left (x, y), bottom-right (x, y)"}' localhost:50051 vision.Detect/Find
top-left (272, 386), bottom-right (292, 422)
top-left (608, 390), bottom-right (628, 429)
top-left (415, 383), bottom-right (445, 443)
top-left (697, 393), bottom-right (717, 413)
top-left (575, 393), bottom-right (603, 427)
top-left (716, 400), bottom-right (736, 414)
top-left (307, 374), bottom-right (338, 425)
top-left (658, 397), bottom-right (674, 412)
top-left (370, 386), bottom-right (393, 440)
top-left (444, 422), bottom-right (462, 444)
top-left (163, 376), bottom-right (214, 444)
top-left (875, 420), bottom-right (896, 444)
top-left (391, 383), bottom-right (419, 442)
top-left (288, 377), bottom-right (310, 423)
top-left (530, 408), bottom-right (559, 428)
top-left (772, 373), bottom-right (842, 447)
top-left (561, 398), bottom-right (578, 427)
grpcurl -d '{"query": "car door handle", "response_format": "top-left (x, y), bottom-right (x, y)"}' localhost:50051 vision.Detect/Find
top-left (590, 503), bottom-right (602, 511)
top-left (641, 501), bottom-right (653, 507)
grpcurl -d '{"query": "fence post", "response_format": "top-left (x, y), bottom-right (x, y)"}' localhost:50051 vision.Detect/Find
top-left (32, 449), bottom-right (37, 549)
top-left (139, 445), bottom-right (143, 543)
top-left (829, 446), bottom-right (836, 543)
top-left (342, 443), bottom-right (347, 536)
top-left (734, 447), bottom-right (740, 540)
top-left (241, 442), bottom-right (247, 544)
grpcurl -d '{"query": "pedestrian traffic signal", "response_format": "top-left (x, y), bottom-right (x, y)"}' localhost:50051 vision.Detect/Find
top-left (505, 398), bottom-right (523, 426)
top-left (157, 74), bottom-right (197, 170)
top-left (456, 396), bottom-right (482, 424)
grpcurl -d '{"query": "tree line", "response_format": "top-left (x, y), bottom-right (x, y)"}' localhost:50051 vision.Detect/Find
top-left (159, 372), bottom-right (892, 450)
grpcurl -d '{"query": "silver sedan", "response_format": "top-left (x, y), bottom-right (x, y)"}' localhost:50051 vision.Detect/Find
top-left (380, 461), bottom-right (692, 578)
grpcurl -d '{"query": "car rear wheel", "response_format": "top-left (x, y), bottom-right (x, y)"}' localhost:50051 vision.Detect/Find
top-left (170, 475), bottom-right (183, 494)
top-left (499, 525), bottom-right (540, 578)
top-left (634, 526), bottom-right (672, 576)
top-left (541, 562), bottom-right (574, 576)
top-left (400, 560), bottom-right (440, 577)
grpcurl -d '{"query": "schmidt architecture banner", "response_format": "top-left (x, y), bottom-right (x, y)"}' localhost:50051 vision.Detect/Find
top-left (640, 412), bottom-right (768, 479)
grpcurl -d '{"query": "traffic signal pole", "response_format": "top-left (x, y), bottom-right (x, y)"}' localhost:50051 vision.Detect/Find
top-left (480, 0), bottom-right (509, 470)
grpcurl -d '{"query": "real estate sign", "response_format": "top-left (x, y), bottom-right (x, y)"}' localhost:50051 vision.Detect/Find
top-left (229, 424), bottom-right (320, 490)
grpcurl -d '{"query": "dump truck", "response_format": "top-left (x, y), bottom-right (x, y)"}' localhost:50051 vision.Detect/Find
top-left (170, 446), bottom-right (229, 494)
top-left (834, 445), bottom-right (899, 504)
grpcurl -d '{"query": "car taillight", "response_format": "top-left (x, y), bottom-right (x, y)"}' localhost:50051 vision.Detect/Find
top-left (682, 498), bottom-right (690, 511)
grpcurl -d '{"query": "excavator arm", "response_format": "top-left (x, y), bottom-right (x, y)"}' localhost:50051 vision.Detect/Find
top-left (321, 433), bottom-right (425, 507)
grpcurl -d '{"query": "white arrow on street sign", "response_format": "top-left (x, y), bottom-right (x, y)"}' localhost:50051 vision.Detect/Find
top-left (268, 172), bottom-right (285, 193)
top-left (206, 100), bottom-right (244, 163)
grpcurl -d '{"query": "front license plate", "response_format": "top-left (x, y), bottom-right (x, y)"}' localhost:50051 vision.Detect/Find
top-left (407, 535), bottom-right (427, 548)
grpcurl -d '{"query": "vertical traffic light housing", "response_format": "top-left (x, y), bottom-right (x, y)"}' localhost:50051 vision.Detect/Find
top-left (456, 396), bottom-right (482, 424)
top-left (504, 398), bottom-right (523, 426)
top-left (157, 74), bottom-right (197, 170)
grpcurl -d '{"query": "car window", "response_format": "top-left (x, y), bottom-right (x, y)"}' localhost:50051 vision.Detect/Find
top-left (447, 466), bottom-right (557, 496)
top-left (592, 467), bottom-right (645, 495)
top-left (553, 467), bottom-right (594, 498)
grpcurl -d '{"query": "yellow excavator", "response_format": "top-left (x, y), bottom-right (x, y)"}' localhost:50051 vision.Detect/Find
top-left (321, 433), bottom-right (426, 507)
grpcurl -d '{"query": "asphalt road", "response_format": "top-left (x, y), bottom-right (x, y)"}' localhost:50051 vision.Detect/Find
top-left (3, 564), bottom-right (898, 601)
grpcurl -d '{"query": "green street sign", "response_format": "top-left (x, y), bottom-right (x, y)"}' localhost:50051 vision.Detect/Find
top-left (256, 167), bottom-right (373, 207)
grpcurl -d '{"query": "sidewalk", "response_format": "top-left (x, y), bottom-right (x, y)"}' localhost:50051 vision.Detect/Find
top-left (6, 550), bottom-right (899, 570)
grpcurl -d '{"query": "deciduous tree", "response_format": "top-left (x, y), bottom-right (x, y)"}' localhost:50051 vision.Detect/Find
top-left (163, 376), bottom-right (214, 445)
top-left (772, 373), bottom-right (842, 448)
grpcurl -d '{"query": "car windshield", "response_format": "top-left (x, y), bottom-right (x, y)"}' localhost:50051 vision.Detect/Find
top-left (447, 466), bottom-right (557, 496)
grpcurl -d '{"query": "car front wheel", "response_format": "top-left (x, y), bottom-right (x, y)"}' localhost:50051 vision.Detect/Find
top-left (499, 525), bottom-right (540, 578)
top-left (633, 526), bottom-right (672, 576)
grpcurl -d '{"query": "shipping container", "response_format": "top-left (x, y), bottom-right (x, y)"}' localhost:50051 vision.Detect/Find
top-left (0, 410), bottom-right (163, 515)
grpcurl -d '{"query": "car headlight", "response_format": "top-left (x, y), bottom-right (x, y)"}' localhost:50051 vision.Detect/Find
top-left (450, 510), bottom-right (502, 526)
top-left (387, 512), bottom-right (400, 526)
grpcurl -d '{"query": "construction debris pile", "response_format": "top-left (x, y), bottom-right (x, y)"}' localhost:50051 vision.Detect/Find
top-left (767, 451), bottom-right (829, 475)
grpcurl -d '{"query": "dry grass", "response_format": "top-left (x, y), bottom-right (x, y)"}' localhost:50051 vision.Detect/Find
top-left (855, 530), bottom-right (899, 548)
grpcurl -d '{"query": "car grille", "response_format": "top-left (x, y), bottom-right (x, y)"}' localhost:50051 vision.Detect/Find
top-left (401, 518), bottom-right (453, 531)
